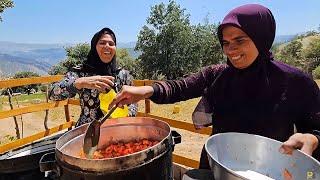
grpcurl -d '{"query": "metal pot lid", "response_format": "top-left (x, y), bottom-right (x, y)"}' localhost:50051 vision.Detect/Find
top-left (55, 117), bottom-right (174, 172)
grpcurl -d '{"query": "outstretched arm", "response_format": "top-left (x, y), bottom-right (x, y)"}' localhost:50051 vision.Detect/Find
top-left (280, 78), bottom-right (320, 159)
top-left (110, 64), bottom-right (227, 108)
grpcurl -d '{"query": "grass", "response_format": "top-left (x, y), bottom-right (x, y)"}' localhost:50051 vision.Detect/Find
top-left (0, 135), bottom-right (17, 145)
top-left (139, 98), bottom-right (200, 123)
top-left (0, 93), bottom-right (46, 102)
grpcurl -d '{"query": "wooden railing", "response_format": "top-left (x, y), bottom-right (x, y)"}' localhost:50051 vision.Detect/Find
top-left (0, 75), bottom-right (212, 168)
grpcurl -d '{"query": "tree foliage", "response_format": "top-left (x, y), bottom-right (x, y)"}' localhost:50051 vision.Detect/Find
top-left (303, 37), bottom-right (320, 74)
top-left (135, 0), bottom-right (223, 80)
top-left (117, 48), bottom-right (141, 78)
top-left (277, 40), bottom-right (303, 68)
top-left (49, 43), bottom-right (90, 75)
top-left (312, 65), bottom-right (320, 79)
top-left (12, 71), bottom-right (40, 93)
top-left (0, 0), bottom-right (14, 22)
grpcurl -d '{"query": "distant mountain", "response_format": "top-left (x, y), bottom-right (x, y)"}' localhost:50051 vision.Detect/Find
top-left (10, 48), bottom-right (66, 65)
top-left (118, 41), bottom-right (137, 49)
top-left (0, 41), bottom-right (65, 52)
top-left (274, 35), bottom-right (296, 44)
top-left (0, 41), bottom-right (67, 66)
top-left (0, 53), bottom-right (51, 76)
top-left (118, 41), bottom-right (141, 58)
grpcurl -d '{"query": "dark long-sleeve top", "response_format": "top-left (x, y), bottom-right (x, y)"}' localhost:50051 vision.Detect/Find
top-left (150, 60), bottom-right (320, 160)
top-left (49, 69), bottom-right (137, 127)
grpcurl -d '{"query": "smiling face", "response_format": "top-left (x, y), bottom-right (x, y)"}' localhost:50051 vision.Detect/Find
top-left (96, 34), bottom-right (116, 63)
top-left (222, 26), bottom-right (259, 69)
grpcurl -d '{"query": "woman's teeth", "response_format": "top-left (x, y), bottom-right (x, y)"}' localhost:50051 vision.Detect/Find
top-left (104, 51), bottom-right (111, 55)
top-left (231, 55), bottom-right (241, 60)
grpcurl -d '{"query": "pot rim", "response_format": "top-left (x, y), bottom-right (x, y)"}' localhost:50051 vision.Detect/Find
top-left (55, 117), bottom-right (174, 172)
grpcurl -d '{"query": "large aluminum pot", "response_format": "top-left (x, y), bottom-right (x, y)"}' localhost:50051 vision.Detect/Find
top-left (205, 132), bottom-right (320, 180)
top-left (40, 117), bottom-right (180, 177)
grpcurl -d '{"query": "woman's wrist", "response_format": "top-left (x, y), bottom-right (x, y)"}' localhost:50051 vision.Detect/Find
top-left (144, 86), bottom-right (154, 99)
top-left (74, 78), bottom-right (83, 90)
top-left (306, 133), bottom-right (319, 151)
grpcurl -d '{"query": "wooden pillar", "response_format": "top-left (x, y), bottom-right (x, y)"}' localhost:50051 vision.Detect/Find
top-left (144, 79), bottom-right (151, 115)
top-left (64, 103), bottom-right (72, 130)
top-left (145, 99), bottom-right (151, 114)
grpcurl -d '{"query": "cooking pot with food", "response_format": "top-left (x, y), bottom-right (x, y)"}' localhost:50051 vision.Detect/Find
top-left (39, 117), bottom-right (181, 180)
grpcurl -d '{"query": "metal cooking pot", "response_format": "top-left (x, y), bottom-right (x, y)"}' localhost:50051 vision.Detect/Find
top-left (40, 117), bottom-right (181, 179)
top-left (205, 132), bottom-right (320, 180)
top-left (0, 132), bottom-right (63, 180)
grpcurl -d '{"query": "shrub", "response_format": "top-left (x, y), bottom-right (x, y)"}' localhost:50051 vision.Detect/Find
top-left (312, 66), bottom-right (320, 79)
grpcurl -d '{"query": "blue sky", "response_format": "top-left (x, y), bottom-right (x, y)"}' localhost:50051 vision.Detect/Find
top-left (0, 0), bottom-right (319, 44)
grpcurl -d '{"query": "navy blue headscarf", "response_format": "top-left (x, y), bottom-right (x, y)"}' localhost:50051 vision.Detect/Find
top-left (81, 27), bottom-right (117, 76)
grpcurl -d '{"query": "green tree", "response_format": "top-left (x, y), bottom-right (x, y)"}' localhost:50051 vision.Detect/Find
top-left (303, 37), bottom-right (320, 74)
top-left (0, 0), bottom-right (14, 22)
top-left (191, 22), bottom-right (224, 69)
top-left (117, 48), bottom-right (141, 78)
top-left (312, 65), bottom-right (320, 79)
top-left (49, 43), bottom-right (90, 75)
top-left (278, 40), bottom-right (303, 68)
top-left (135, 0), bottom-right (222, 80)
top-left (12, 71), bottom-right (40, 93)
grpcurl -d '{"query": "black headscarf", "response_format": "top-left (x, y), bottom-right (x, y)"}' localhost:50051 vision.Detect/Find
top-left (81, 27), bottom-right (117, 76)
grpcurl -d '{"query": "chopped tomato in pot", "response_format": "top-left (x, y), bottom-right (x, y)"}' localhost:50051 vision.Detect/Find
top-left (80, 139), bottom-right (159, 159)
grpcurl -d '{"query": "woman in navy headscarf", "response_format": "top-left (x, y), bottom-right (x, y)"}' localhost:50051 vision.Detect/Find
top-left (110, 4), bottom-right (320, 169)
top-left (50, 27), bottom-right (137, 127)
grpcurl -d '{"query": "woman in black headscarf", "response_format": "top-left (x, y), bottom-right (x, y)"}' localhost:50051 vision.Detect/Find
top-left (50, 27), bottom-right (137, 127)
top-left (109, 4), bottom-right (320, 169)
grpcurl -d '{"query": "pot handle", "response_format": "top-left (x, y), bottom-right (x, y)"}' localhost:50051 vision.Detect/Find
top-left (39, 152), bottom-right (61, 177)
top-left (171, 130), bottom-right (181, 145)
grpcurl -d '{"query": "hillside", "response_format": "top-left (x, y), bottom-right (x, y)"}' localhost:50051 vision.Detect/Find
top-left (0, 53), bottom-right (50, 76)
top-left (277, 34), bottom-right (320, 51)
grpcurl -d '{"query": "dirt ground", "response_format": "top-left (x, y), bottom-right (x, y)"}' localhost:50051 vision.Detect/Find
top-left (0, 100), bottom-right (209, 162)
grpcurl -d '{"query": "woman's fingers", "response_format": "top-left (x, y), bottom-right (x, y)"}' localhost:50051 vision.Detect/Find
top-left (80, 76), bottom-right (115, 92)
top-left (279, 138), bottom-right (301, 155)
top-left (279, 133), bottom-right (318, 156)
top-left (98, 76), bottom-right (115, 87)
top-left (109, 86), bottom-right (132, 108)
top-left (109, 91), bottom-right (125, 108)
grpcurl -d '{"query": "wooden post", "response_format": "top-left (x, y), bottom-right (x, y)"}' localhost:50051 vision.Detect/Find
top-left (7, 89), bottom-right (21, 139)
top-left (64, 104), bottom-right (72, 130)
top-left (145, 99), bottom-right (151, 114)
top-left (144, 79), bottom-right (151, 115)
top-left (44, 84), bottom-right (49, 130)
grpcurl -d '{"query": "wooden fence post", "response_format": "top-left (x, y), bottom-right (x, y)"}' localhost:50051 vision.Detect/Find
top-left (144, 79), bottom-right (151, 115)
top-left (64, 103), bottom-right (72, 130)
